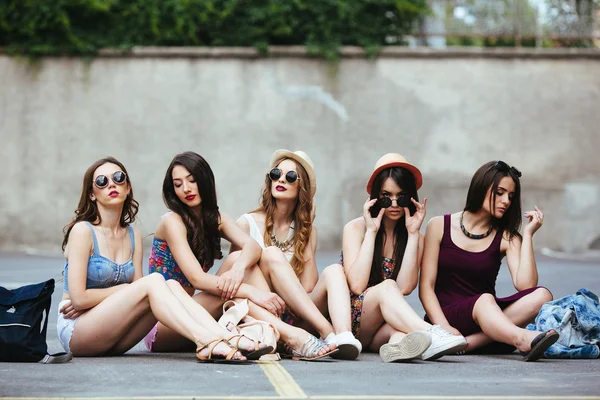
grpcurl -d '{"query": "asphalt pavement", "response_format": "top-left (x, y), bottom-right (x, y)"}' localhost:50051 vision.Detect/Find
top-left (1, 251), bottom-right (599, 399)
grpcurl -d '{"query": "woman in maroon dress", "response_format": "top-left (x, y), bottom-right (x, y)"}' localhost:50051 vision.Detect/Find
top-left (419, 161), bottom-right (558, 361)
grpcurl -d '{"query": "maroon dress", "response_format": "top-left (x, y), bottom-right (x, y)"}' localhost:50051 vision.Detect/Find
top-left (425, 214), bottom-right (543, 353)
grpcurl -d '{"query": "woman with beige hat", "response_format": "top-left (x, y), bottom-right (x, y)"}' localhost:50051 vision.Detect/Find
top-left (342, 153), bottom-right (468, 362)
top-left (232, 149), bottom-right (362, 360)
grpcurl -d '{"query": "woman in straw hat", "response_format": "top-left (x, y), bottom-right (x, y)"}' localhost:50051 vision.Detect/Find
top-left (232, 149), bottom-right (361, 360)
top-left (342, 153), bottom-right (468, 362)
top-left (144, 151), bottom-right (334, 361)
top-left (419, 161), bottom-right (557, 361)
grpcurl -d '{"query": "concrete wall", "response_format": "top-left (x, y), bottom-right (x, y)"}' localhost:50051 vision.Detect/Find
top-left (1, 48), bottom-right (599, 255)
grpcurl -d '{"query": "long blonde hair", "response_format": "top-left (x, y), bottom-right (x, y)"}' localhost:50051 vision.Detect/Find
top-left (252, 158), bottom-right (313, 276)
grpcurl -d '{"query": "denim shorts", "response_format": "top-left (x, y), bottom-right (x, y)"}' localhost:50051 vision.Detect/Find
top-left (56, 300), bottom-right (79, 353)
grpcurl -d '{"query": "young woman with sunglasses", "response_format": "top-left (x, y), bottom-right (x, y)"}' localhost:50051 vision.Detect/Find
top-left (144, 151), bottom-right (335, 360)
top-left (419, 161), bottom-right (558, 361)
top-left (57, 157), bottom-right (248, 361)
top-left (231, 149), bottom-right (361, 360)
top-left (342, 153), bottom-right (468, 362)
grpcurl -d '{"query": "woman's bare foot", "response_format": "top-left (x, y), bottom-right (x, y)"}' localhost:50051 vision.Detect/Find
top-left (286, 327), bottom-right (336, 357)
top-left (229, 335), bottom-right (270, 353)
top-left (515, 330), bottom-right (543, 353)
top-left (197, 339), bottom-right (246, 360)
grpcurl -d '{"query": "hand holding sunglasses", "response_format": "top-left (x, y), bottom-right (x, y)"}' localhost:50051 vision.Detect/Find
top-left (94, 171), bottom-right (127, 189)
top-left (404, 197), bottom-right (427, 236)
top-left (269, 168), bottom-right (299, 184)
top-left (363, 198), bottom-right (385, 232)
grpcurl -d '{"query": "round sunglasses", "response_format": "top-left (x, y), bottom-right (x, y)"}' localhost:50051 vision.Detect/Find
top-left (376, 194), bottom-right (411, 209)
top-left (94, 171), bottom-right (127, 189)
top-left (494, 160), bottom-right (522, 178)
top-left (269, 168), bottom-right (299, 184)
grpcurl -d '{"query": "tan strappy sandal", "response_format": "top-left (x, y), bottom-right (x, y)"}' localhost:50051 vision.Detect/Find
top-left (196, 338), bottom-right (247, 364)
top-left (228, 334), bottom-right (274, 361)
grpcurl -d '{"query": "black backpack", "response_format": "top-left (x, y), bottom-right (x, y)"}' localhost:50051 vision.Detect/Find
top-left (0, 279), bottom-right (72, 363)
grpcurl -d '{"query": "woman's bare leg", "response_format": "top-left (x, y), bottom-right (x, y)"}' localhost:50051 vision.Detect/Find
top-left (358, 281), bottom-right (467, 361)
top-left (151, 252), bottom-right (266, 352)
top-left (358, 280), bottom-right (432, 347)
top-left (105, 311), bottom-right (158, 355)
top-left (369, 324), bottom-right (407, 352)
top-left (202, 251), bottom-right (335, 355)
top-left (465, 288), bottom-right (553, 352)
top-left (239, 259), bottom-right (336, 356)
top-left (471, 292), bottom-right (548, 353)
top-left (258, 246), bottom-right (334, 339)
top-left (308, 264), bottom-right (352, 334)
top-left (162, 280), bottom-right (268, 352)
top-left (69, 273), bottom-right (243, 359)
top-left (151, 289), bottom-right (228, 352)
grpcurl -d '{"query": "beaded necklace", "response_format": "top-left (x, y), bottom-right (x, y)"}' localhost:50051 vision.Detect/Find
top-left (460, 212), bottom-right (493, 240)
top-left (269, 221), bottom-right (295, 252)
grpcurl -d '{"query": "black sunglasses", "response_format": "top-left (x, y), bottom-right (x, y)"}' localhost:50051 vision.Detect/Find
top-left (269, 168), bottom-right (299, 184)
top-left (377, 194), bottom-right (412, 209)
top-left (494, 161), bottom-right (522, 178)
top-left (94, 171), bottom-right (127, 189)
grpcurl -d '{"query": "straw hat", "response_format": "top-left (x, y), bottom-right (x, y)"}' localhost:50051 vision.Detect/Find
top-left (270, 149), bottom-right (317, 198)
top-left (366, 153), bottom-right (423, 194)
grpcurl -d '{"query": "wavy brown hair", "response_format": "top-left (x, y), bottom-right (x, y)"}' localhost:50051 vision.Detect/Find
top-left (62, 157), bottom-right (139, 251)
top-left (162, 152), bottom-right (223, 270)
top-left (253, 158), bottom-right (313, 276)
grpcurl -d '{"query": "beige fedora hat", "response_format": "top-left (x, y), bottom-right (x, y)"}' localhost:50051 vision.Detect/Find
top-left (366, 153), bottom-right (423, 194)
top-left (270, 149), bottom-right (317, 198)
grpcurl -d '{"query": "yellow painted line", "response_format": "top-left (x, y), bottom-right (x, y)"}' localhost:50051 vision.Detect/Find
top-left (259, 361), bottom-right (307, 399)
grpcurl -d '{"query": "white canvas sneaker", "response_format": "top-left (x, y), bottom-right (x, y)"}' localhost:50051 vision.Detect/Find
top-left (324, 331), bottom-right (362, 360)
top-left (379, 331), bottom-right (432, 363)
top-left (420, 325), bottom-right (468, 361)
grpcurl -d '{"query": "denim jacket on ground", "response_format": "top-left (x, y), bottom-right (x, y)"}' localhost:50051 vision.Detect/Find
top-left (527, 288), bottom-right (600, 359)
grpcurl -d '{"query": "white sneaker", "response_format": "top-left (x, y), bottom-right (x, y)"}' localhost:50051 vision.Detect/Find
top-left (324, 331), bottom-right (362, 360)
top-left (379, 331), bottom-right (431, 363)
top-left (420, 325), bottom-right (468, 361)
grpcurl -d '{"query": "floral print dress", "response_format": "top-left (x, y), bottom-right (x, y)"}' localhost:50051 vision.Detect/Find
top-left (342, 252), bottom-right (397, 339)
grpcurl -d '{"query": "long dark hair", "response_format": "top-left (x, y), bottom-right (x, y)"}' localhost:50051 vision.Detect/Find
top-left (368, 167), bottom-right (418, 286)
top-left (62, 157), bottom-right (139, 251)
top-left (162, 151), bottom-right (222, 269)
top-left (252, 158), bottom-right (313, 276)
top-left (464, 161), bottom-right (522, 241)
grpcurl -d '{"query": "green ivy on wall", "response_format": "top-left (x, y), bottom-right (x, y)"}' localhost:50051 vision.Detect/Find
top-left (0, 0), bottom-right (428, 59)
